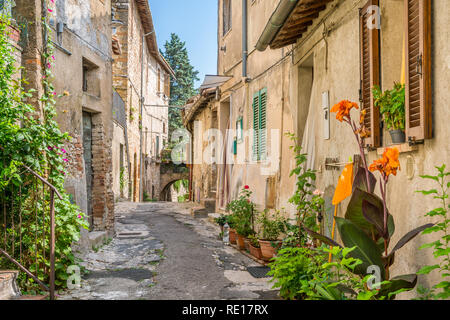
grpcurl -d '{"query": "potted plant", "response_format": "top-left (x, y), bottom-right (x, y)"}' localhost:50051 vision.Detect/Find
top-left (226, 186), bottom-right (255, 250)
top-left (214, 214), bottom-right (231, 233)
top-left (257, 210), bottom-right (288, 261)
top-left (247, 235), bottom-right (262, 260)
top-left (373, 83), bottom-right (406, 144)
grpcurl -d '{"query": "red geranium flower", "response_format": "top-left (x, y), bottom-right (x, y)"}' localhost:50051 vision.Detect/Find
top-left (244, 185), bottom-right (250, 190)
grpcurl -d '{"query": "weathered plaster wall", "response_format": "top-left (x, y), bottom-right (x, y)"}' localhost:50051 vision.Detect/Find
top-left (289, 0), bottom-right (450, 298)
top-left (112, 0), bottom-right (169, 202)
top-left (16, 0), bottom-right (115, 231)
top-left (215, 0), bottom-right (296, 214)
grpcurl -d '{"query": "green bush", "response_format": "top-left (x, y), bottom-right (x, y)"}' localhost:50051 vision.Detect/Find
top-left (268, 247), bottom-right (326, 300)
top-left (0, 11), bottom-right (88, 291)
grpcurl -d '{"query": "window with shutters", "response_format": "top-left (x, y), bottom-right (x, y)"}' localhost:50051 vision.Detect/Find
top-left (252, 88), bottom-right (267, 161)
top-left (405, 0), bottom-right (432, 143)
top-left (223, 0), bottom-right (232, 36)
top-left (359, 0), bottom-right (381, 149)
top-left (164, 74), bottom-right (170, 98)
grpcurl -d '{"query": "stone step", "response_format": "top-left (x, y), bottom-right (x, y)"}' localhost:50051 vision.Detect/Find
top-left (190, 206), bottom-right (209, 218)
top-left (200, 198), bottom-right (216, 212)
top-left (0, 270), bottom-right (20, 300)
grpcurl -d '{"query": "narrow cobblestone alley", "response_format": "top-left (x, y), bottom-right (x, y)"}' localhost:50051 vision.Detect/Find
top-left (60, 202), bottom-right (280, 300)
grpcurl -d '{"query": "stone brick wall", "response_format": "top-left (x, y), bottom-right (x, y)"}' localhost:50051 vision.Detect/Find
top-left (112, 0), bottom-right (170, 203)
top-left (16, 0), bottom-right (115, 232)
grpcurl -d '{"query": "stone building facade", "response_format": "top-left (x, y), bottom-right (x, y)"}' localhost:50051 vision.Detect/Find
top-left (185, 0), bottom-right (449, 298)
top-left (111, 0), bottom-right (173, 203)
top-left (15, 0), bottom-right (115, 232)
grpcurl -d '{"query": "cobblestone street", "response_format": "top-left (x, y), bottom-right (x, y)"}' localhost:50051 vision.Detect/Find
top-left (60, 202), bottom-right (279, 300)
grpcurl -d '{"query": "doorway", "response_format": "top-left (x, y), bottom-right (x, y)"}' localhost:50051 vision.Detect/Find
top-left (82, 111), bottom-right (94, 228)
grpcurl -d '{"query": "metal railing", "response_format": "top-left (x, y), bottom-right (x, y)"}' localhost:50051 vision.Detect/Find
top-left (0, 163), bottom-right (61, 300)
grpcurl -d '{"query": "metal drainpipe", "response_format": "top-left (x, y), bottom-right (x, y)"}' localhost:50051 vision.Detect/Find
top-left (255, 0), bottom-right (299, 51)
top-left (242, 0), bottom-right (248, 78)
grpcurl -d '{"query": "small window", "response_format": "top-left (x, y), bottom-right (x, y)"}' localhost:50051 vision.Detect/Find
top-left (82, 58), bottom-right (100, 96)
top-left (223, 0), bottom-right (232, 36)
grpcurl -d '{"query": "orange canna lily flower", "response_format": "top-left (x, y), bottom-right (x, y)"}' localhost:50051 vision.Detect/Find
top-left (369, 147), bottom-right (401, 177)
top-left (331, 100), bottom-right (359, 122)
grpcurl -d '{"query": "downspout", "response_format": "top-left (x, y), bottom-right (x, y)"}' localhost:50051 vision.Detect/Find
top-left (242, 0), bottom-right (248, 78)
top-left (256, 0), bottom-right (299, 52)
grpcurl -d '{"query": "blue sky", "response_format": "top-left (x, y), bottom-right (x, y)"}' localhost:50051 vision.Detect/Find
top-left (149, 0), bottom-right (218, 88)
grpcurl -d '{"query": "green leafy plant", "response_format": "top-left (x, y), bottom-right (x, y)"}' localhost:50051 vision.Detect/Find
top-left (226, 187), bottom-right (254, 237)
top-left (247, 234), bottom-right (260, 248)
top-left (303, 246), bottom-right (392, 300)
top-left (0, 4), bottom-right (88, 291)
top-left (119, 166), bottom-right (126, 194)
top-left (286, 133), bottom-right (323, 245)
top-left (373, 83), bottom-right (405, 131)
top-left (257, 209), bottom-right (288, 242)
top-left (416, 165), bottom-right (450, 300)
top-left (268, 247), bottom-right (325, 300)
top-left (214, 215), bottom-right (232, 227)
top-left (304, 99), bottom-right (432, 300)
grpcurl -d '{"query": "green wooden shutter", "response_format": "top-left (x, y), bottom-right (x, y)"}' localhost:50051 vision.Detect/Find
top-left (259, 88), bottom-right (267, 160)
top-left (252, 92), bottom-right (260, 161)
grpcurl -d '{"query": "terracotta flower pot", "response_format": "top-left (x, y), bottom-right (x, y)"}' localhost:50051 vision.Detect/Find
top-left (236, 234), bottom-right (246, 250)
top-left (249, 243), bottom-right (262, 260)
top-left (229, 229), bottom-right (237, 244)
top-left (244, 238), bottom-right (250, 251)
top-left (258, 240), bottom-right (281, 261)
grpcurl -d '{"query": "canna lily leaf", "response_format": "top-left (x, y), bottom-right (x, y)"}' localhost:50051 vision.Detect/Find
top-left (335, 217), bottom-right (385, 279)
top-left (303, 225), bottom-right (343, 248)
top-left (386, 224), bottom-right (435, 258)
top-left (362, 200), bottom-right (395, 240)
top-left (345, 188), bottom-right (390, 239)
top-left (362, 199), bottom-right (385, 236)
top-left (376, 274), bottom-right (417, 300)
top-left (352, 166), bottom-right (377, 193)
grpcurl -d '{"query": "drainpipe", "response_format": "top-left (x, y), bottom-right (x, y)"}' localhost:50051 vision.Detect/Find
top-left (242, 0), bottom-right (248, 78)
top-left (255, 0), bottom-right (299, 52)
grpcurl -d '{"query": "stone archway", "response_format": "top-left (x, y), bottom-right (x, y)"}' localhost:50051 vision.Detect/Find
top-left (159, 163), bottom-right (189, 201)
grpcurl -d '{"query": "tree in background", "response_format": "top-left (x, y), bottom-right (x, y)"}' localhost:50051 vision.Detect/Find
top-left (161, 33), bottom-right (199, 136)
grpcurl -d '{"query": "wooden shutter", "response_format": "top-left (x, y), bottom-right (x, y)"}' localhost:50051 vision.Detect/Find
top-left (405, 0), bottom-right (432, 142)
top-left (252, 88), bottom-right (268, 161)
top-left (164, 74), bottom-right (170, 97)
top-left (359, 0), bottom-right (381, 148)
top-left (259, 88), bottom-right (267, 160)
top-left (252, 92), bottom-right (259, 161)
top-left (157, 69), bottom-right (161, 93)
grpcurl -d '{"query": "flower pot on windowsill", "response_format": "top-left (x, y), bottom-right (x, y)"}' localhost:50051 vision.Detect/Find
top-left (248, 243), bottom-right (262, 260)
top-left (229, 228), bottom-right (237, 244)
top-left (258, 240), bottom-right (282, 261)
top-left (236, 234), bottom-right (246, 250)
top-left (389, 129), bottom-right (406, 144)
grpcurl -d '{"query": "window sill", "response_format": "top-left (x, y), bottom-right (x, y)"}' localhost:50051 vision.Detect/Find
top-left (376, 143), bottom-right (418, 156)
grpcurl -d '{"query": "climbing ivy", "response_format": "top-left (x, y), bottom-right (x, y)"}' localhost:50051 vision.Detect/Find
top-left (0, 1), bottom-right (88, 292)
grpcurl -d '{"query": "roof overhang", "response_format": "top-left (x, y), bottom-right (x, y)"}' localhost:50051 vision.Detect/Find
top-left (199, 75), bottom-right (232, 90)
top-left (182, 87), bottom-right (217, 127)
top-left (256, 0), bottom-right (334, 51)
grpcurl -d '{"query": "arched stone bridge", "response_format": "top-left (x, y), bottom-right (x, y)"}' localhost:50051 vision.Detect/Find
top-left (159, 162), bottom-right (189, 201)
